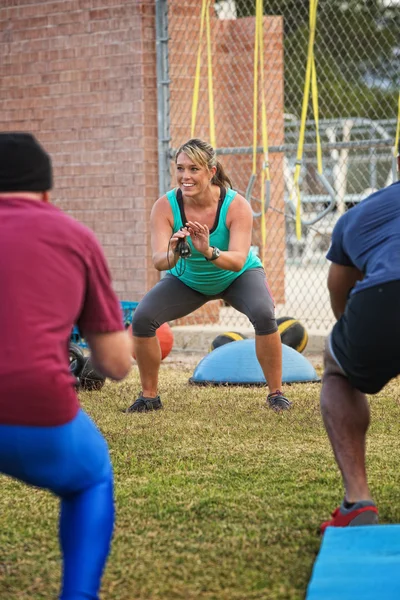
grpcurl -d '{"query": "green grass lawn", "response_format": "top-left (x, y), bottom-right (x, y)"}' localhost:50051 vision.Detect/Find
top-left (1, 363), bottom-right (400, 599)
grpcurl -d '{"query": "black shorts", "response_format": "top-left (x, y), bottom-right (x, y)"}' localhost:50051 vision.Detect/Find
top-left (330, 280), bottom-right (400, 394)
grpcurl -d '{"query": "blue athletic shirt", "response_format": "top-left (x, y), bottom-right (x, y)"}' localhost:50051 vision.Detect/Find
top-left (326, 180), bottom-right (400, 296)
top-left (166, 187), bottom-right (262, 295)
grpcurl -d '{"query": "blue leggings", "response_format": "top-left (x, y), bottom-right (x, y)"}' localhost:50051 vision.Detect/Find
top-left (0, 410), bottom-right (114, 600)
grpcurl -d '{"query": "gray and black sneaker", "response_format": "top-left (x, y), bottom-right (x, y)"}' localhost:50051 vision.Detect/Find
top-left (267, 390), bottom-right (291, 411)
top-left (126, 394), bottom-right (163, 413)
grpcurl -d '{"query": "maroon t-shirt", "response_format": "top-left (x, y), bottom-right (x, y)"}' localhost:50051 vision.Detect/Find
top-left (0, 196), bottom-right (124, 426)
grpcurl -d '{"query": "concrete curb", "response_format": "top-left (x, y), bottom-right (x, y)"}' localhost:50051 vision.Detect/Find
top-left (170, 325), bottom-right (327, 355)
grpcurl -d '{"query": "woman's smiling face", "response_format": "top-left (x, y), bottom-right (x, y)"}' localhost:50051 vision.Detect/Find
top-left (176, 152), bottom-right (215, 196)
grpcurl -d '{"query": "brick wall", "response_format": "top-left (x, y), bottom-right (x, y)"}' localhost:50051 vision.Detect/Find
top-left (0, 1), bottom-right (285, 312)
top-left (0, 0), bottom-right (159, 301)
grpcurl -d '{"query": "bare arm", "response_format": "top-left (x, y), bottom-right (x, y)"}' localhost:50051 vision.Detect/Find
top-left (186, 193), bottom-right (253, 272)
top-left (76, 231), bottom-right (134, 381)
top-left (151, 195), bottom-right (190, 271)
top-left (327, 263), bottom-right (364, 320)
top-left (84, 330), bottom-right (133, 380)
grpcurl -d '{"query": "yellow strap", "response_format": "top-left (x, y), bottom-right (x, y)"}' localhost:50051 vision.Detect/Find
top-left (260, 170), bottom-right (266, 265)
top-left (311, 58), bottom-right (322, 174)
top-left (258, 0), bottom-right (270, 184)
top-left (191, 0), bottom-right (207, 138)
top-left (191, 0), bottom-right (216, 146)
top-left (294, 0), bottom-right (319, 240)
top-left (394, 90), bottom-right (400, 158)
top-left (206, 0), bottom-right (216, 147)
top-left (257, 0), bottom-right (269, 264)
top-left (251, 0), bottom-right (260, 176)
top-left (251, 0), bottom-right (268, 265)
top-left (252, 0), bottom-right (270, 183)
top-left (310, 0), bottom-right (322, 174)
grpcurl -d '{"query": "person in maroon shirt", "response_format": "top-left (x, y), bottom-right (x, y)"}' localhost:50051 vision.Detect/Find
top-left (0, 132), bottom-right (133, 600)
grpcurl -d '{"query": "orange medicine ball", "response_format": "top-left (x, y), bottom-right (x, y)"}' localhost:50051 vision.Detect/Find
top-left (128, 322), bottom-right (174, 360)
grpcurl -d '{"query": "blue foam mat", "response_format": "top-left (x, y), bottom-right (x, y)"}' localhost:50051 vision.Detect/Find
top-left (306, 525), bottom-right (400, 600)
top-left (189, 338), bottom-right (320, 385)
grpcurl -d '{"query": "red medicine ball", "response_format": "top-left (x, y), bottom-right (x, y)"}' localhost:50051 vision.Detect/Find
top-left (128, 322), bottom-right (174, 360)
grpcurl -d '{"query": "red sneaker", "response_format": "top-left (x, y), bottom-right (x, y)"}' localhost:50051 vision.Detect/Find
top-left (321, 501), bottom-right (378, 534)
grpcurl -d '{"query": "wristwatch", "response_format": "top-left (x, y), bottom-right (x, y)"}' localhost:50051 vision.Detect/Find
top-left (205, 246), bottom-right (221, 261)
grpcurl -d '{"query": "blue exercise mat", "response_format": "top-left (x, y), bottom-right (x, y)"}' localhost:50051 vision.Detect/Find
top-left (189, 338), bottom-right (320, 385)
top-left (306, 525), bottom-right (400, 600)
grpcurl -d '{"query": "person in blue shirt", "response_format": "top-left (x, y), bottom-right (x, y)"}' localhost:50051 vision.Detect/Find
top-left (126, 138), bottom-right (290, 413)
top-left (320, 144), bottom-right (400, 533)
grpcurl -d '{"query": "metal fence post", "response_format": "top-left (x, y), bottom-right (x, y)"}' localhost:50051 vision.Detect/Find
top-left (155, 0), bottom-right (171, 198)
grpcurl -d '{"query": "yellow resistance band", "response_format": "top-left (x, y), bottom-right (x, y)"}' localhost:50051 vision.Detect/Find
top-left (257, 0), bottom-right (270, 264)
top-left (293, 0), bottom-right (321, 240)
top-left (191, 0), bottom-right (216, 148)
top-left (250, 0), bottom-right (270, 265)
top-left (206, 1), bottom-right (216, 148)
top-left (394, 91), bottom-right (400, 157)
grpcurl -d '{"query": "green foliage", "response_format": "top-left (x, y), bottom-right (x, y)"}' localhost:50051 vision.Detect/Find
top-left (230, 0), bottom-right (399, 119)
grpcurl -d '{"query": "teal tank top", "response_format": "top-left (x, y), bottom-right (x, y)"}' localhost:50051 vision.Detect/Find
top-left (166, 187), bottom-right (263, 295)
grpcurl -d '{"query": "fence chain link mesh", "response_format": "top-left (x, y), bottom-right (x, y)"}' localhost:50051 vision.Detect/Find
top-left (164, 0), bottom-right (399, 341)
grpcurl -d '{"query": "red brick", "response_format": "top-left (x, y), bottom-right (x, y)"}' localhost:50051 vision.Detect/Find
top-left (0, 1), bottom-right (285, 308)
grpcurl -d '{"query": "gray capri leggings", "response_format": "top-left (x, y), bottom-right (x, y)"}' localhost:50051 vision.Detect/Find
top-left (132, 267), bottom-right (277, 337)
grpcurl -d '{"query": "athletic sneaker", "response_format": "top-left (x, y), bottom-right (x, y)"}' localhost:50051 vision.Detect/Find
top-left (267, 390), bottom-right (292, 411)
top-left (126, 394), bottom-right (163, 413)
top-left (321, 500), bottom-right (379, 534)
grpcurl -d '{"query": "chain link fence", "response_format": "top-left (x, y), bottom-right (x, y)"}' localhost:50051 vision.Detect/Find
top-left (159, 0), bottom-right (399, 341)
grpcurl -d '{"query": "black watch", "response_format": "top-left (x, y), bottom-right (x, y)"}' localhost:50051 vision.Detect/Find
top-left (205, 246), bottom-right (221, 261)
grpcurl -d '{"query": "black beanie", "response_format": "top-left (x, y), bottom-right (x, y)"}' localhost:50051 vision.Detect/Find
top-left (0, 132), bottom-right (53, 192)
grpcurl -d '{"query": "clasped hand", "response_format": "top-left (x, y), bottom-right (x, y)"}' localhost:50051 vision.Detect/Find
top-left (171, 221), bottom-right (210, 255)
